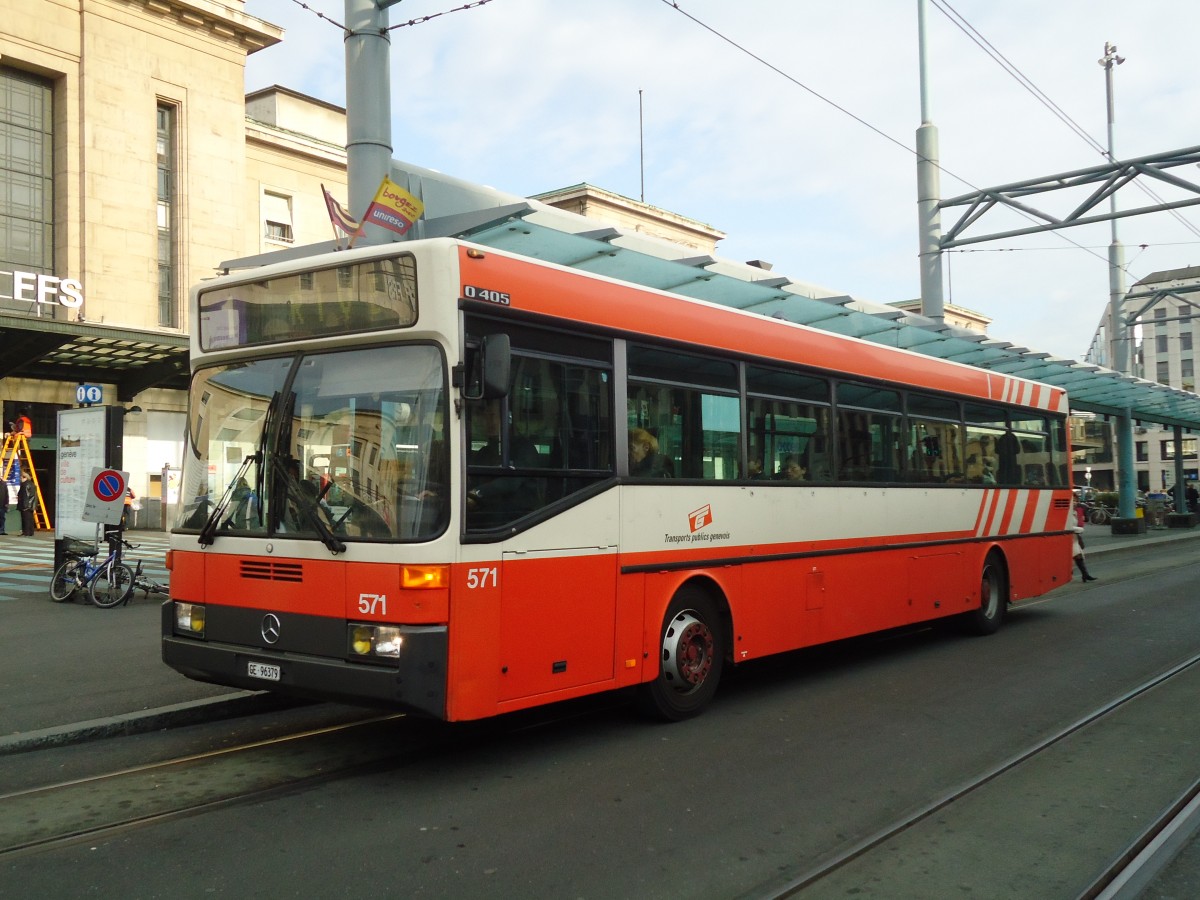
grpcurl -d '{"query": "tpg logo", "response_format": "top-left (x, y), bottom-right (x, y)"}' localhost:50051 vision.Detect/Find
top-left (688, 504), bottom-right (713, 532)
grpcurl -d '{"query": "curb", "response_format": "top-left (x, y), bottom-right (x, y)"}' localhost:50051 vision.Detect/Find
top-left (0, 691), bottom-right (301, 756)
top-left (1086, 529), bottom-right (1200, 558)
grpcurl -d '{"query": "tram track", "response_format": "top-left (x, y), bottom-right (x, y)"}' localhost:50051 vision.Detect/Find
top-left (0, 688), bottom-right (636, 862)
top-left (1087, 773), bottom-right (1200, 899)
top-left (761, 650), bottom-right (1200, 899)
top-left (0, 712), bottom-right (422, 859)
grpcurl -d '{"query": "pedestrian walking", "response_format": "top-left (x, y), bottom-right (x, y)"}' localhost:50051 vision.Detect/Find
top-left (1073, 500), bottom-right (1090, 548)
top-left (121, 487), bottom-right (138, 529)
top-left (0, 479), bottom-right (9, 535)
top-left (17, 469), bottom-right (36, 536)
top-left (1072, 522), bottom-right (1096, 582)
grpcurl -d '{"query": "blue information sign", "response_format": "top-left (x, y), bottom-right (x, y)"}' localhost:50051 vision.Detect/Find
top-left (76, 384), bottom-right (103, 405)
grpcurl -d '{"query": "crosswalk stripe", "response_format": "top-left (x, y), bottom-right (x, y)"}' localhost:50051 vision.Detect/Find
top-left (0, 533), bottom-right (171, 590)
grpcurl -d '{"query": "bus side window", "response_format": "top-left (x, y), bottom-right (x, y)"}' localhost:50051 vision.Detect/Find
top-left (908, 420), bottom-right (962, 482)
top-left (836, 410), bottom-right (902, 482)
top-left (1010, 414), bottom-right (1053, 487)
top-left (465, 351), bottom-right (615, 532)
top-left (835, 382), bottom-right (902, 483)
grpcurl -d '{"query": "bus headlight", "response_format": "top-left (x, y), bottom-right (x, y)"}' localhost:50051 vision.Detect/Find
top-left (349, 624), bottom-right (403, 659)
top-left (175, 602), bottom-right (206, 637)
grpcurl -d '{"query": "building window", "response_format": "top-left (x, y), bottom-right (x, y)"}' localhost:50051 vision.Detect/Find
top-left (1161, 439), bottom-right (1198, 461)
top-left (1136, 441), bottom-right (1148, 462)
top-left (1156, 334), bottom-right (1169, 354)
top-left (1181, 333), bottom-right (1193, 352)
top-left (0, 67), bottom-right (54, 309)
top-left (157, 103), bottom-right (178, 327)
top-left (1156, 360), bottom-right (1170, 384)
top-left (263, 192), bottom-right (294, 244)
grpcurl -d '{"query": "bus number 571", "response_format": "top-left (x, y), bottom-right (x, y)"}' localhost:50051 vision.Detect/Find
top-left (467, 567), bottom-right (498, 589)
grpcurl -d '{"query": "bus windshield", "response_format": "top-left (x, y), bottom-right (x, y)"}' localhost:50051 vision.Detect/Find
top-left (177, 344), bottom-right (449, 542)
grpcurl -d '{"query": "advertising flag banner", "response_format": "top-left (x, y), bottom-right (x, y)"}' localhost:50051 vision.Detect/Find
top-left (322, 184), bottom-right (362, 237)
top-left (363, 177), bottom-right (425, 236)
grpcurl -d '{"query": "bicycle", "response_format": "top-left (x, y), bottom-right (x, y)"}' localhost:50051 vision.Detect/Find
top-left (130, 559), bottom-right (169, 598)
top-left (50, 539), bottom-right (95, 602)
top-left (1087, 503), bottom-right (1113, 526)
top-left (48, 533), bottom-right (137, 608)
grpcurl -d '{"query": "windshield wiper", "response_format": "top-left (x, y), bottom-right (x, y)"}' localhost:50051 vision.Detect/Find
top-left (197, 390), bottom-right (281, 546)
top-left (197, 453), bottom-right (259, 547)
top-left (250, 391), bottom-right (280, 531)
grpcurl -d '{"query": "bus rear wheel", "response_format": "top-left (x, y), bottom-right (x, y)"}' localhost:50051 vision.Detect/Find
top-left (639, 587), bottom-right (724, 721)
top-left (964, 551), bottom-right (1007, 636)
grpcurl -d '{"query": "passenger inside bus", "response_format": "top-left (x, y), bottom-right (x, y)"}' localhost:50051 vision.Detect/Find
top-left (277, 457), bottom-right (332, 533)
top-left (628, 427), bottom-right (672, 478)
top-left (775, 454), bottom-right (807, 481)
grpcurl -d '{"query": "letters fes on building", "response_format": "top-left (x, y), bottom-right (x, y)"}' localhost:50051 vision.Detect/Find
top-left (1, 268), bottom-right (84, 312)
top-left (365, 177), bottom-right (425, 236)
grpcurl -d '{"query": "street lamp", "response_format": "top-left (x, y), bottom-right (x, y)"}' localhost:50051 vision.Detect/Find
top-left (1099, 42), bottom-right (1138, 526)
top-left (1099, 42), bottom-right (1126, 375)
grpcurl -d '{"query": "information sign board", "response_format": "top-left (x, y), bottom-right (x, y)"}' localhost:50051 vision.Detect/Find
top-left (56, 407), bottom-right (108, 539)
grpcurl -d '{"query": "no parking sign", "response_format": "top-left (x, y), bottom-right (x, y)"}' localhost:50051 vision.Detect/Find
top-left (83, 467), bottom-right (130, 526)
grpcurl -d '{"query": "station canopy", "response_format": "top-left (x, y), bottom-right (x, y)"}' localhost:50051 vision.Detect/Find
top-left (0, 312), bottom-right (188, 400)
top-left (231, 159), bottom-right (1200, 431)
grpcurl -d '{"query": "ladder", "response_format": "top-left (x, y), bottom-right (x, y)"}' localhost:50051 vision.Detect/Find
top-left (0, 432), bottom-right (51, 531)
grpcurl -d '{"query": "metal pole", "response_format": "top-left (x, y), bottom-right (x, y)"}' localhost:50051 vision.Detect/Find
top-left (1101, 42), bottom-right (1128, 375)
top-left (1099, 42), bottom-right (1139, 525)
top-left (345, 0), bottom-right (394, 245)
top-left (916, 0), bottom-right (945, 321)
top-left (639, 89), bottom-right (645, 203)
top-left (1173, 426), bottom-right (1186, 512)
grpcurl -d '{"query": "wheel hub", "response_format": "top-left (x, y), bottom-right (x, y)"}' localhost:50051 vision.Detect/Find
top-left (662, 611), bottom-right (714, 688)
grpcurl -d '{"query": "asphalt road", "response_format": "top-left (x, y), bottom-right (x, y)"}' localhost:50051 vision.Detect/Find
top-left (1, 537), bottom-right (1198, 898)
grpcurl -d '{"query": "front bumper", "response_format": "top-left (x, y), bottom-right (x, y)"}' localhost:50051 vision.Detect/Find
top-left (161, 602), bottom-right (448, 718)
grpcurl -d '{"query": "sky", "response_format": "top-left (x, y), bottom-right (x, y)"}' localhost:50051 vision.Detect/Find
top-left (242, 0), bottom-right (1200, 362)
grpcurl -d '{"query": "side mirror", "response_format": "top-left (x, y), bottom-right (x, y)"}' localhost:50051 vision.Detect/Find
top-left (462, 333), bottom-right (510, 400)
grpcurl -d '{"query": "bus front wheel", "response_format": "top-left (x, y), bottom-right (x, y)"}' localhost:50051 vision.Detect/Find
top-left (639, 587), bottom-right (724, 721)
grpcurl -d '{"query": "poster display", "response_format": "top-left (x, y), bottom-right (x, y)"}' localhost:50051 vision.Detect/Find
top-left (56, 407), bottom-right (108, 541)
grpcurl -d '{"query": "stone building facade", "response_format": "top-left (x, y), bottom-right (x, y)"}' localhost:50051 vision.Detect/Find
top-left (0, 0), bottom-right (337, 522)
top-left (0, 1), bottom-right (728, 527)
top-left (1082, 265), bottom-right (1200, 492)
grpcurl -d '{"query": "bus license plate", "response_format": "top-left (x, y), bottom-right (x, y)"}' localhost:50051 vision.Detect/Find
top-left (247, 661), bottom-right (280, 681)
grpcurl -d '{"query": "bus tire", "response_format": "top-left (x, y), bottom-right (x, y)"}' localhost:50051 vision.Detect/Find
top-left (639, 586), bottom-right (724, 721)
top-left (964, 551), bottom-right (1007, 636)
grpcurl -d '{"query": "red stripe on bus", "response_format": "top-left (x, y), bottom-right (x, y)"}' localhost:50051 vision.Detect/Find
top-left (462, 247), bottom-right (1064, 411)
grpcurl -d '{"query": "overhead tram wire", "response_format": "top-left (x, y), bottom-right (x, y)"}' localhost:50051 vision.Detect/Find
top-left (658, 0), bottom-right (1200, 294)
top-left (287, 0), bottom-right (1177, 289)
top-left (386, 0), bottom-right (499, 31)
top-left (931, 0), bottom-right (1100, 151)
top-left (281, 0), bottom-right (500, 34)
top-left (282, 0), bottom-right (348, 33)
top-left (654, 0), bottom-right (1113, 271)
top-left (931, 0), bottom-right (1200, 243)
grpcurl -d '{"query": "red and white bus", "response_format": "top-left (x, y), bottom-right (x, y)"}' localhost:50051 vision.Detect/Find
top-left (162, 238), bottom-right (1074, 720)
